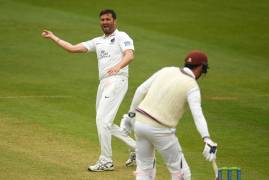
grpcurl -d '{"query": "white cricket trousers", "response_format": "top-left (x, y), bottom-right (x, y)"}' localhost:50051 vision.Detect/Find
top-left (134, 120), bottom-right (191, 180)
top-left (96, 75), bottom-right (136, 161)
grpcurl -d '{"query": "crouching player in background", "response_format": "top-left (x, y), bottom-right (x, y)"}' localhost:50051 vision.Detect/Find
top-left (120, 51), bottom-right (218, 180)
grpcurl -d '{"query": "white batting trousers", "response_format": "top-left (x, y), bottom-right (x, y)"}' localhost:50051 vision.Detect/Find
top-left (96, 75), bottom-right (136, 161)
top-left (134, 120), bottom-right (191, 180)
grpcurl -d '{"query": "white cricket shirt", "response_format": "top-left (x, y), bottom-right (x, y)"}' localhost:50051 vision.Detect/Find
top-left (81, 29), bottom-right (134, 80)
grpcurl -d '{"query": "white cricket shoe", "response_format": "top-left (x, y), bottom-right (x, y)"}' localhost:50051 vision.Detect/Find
top-left (125, 152), bottom-right (136, 167)
top-left (88, 158), bottom-right (114, 172)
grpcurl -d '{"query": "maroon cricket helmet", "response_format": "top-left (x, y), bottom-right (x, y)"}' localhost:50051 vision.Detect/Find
top-left (184, 50), bottom-right (209, 74)
top-left (184, 50), bottom-right (208, 65)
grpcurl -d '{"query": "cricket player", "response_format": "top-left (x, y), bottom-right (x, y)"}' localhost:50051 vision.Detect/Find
top-left (41, 9), bottom-right (136, 171)
top-left (121, 51), bottom-right (218, 180)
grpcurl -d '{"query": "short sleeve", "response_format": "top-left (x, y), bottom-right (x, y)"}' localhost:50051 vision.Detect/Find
top-left (118, 32), bottom-right (134, 52)
top-left (81, 38), bottom-right (96, 52)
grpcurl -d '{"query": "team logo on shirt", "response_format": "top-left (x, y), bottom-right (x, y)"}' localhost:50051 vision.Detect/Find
top-left (124, 41), bottom-right (131, 47)
top-left (110, 38), bottom-right (115, 44)
top-left (99, 50), bottom-right (110, 59)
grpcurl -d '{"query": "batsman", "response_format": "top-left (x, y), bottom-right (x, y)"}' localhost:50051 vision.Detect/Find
top-left (120, 51), bottom-right (218, 180)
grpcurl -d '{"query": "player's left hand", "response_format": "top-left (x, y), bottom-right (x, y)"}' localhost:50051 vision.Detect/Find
top-left (203, 137), bottom-right (217, 161)
top-left (107, 65), bottom-right (121, 75)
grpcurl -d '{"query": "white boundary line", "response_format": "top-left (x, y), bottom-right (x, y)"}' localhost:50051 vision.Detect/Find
top-left (205, 95), bottom-right (269, 101)
top-left (0, 96), bottom-right (73, 99)
top-left (205, 96), bottom-right (238, 100)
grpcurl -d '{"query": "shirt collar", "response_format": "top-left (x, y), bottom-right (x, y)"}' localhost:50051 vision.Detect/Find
top-left (182, 67), bottom-right (196, 79)
top-left (103, 29), bottom-right (118, 38)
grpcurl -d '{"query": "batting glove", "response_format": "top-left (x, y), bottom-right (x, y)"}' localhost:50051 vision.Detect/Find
top-left (203, 137), bottom-right (217, 162)
top-left (120, 112), bottom-right (135, 135)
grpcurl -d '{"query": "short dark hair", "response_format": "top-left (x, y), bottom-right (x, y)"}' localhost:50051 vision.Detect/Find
top-left (99, 9), bottom-right (117, 19)
top-left (184, 64), bottom-right (200, 70)
top-left (184, 63), bottom-right (209, 74)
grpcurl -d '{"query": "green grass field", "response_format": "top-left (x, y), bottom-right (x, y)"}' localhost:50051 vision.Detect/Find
top-left (0, 0), bottom-right (268, 179)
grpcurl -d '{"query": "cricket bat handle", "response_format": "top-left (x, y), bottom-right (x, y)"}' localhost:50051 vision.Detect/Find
top-left (212, 160), bottom-right (218, 180)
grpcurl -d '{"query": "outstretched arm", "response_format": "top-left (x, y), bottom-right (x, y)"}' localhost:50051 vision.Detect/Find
top-left (187, 88), bottom-right (210, 138)
top-left (41, 30), bottom-right (88, 53)
top-left (187, 89), bottom-right (217, 162)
